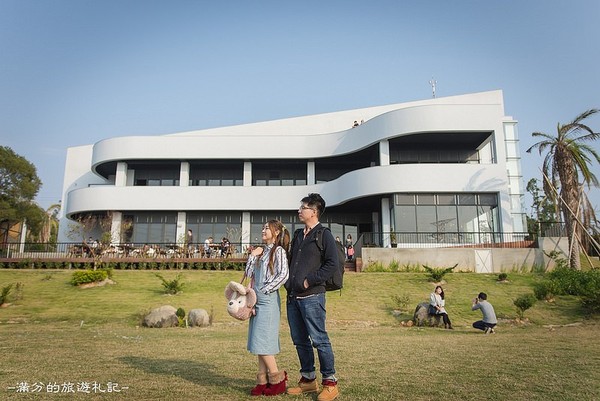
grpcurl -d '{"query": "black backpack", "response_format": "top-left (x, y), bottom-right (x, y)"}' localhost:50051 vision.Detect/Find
top-left (315, 228), bottom-right (345, 292)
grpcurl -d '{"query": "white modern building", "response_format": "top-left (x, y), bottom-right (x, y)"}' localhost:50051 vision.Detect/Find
top-left (58, 90), bottom-right (527, 253)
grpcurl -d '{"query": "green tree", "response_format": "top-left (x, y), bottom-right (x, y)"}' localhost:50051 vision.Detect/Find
top-left (526, 109), bottom-right (600, 269)
top-left (0, 146), bottom-right (45, 238)
top-left (526, 178), bottom-right (558, 238)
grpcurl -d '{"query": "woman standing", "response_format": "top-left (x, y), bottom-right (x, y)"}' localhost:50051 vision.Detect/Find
top-left (245, 220), bottom-right (290, 396)
top-left (429, 285), bottom-right (453, 330)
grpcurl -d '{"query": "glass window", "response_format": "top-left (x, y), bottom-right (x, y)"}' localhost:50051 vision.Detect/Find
top-left (437, 194), bottom-right (456, 205)
top-left (396, 205), bottom-right (416, 232)
top-left (395, 194), bottom-right (415, 205)
top-left (416, 206), bottom-right (437, 233)
top-left (436, 205), bottom-right (458, 232)
top-left (479, 194), bottom-right (498, 206)
top-left (417, 194), bottom-right (435, 205)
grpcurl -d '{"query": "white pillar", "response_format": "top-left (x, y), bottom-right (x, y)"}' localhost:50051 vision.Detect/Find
top-left (244, 162), bottom-right (252, 186)
top-left (379, 139), bottom-right (390, 166)
top-left (110, 212), bottom-right (122, 244)
top-left (242, 212), bottom-right (251, 250)
top-left (115, 162), bottom-right (128, 187)
top-left (307, 161), bottom-right (315, 185)
top-left (19, 220), bottom-right (27, 253)
top-left (180, 162), bottom-right (190, 187)
top-left (381, 198), bottom-right (391, 247)
top-left (176, 212), bottom-right (187, 244)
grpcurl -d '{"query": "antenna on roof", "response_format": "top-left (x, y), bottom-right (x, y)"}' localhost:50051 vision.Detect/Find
top-left (429, 77), bottom-right (437, 98)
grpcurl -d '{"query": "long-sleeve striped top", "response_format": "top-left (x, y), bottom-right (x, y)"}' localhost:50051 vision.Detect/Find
top-left (245, 244), bottom-right (289, 294)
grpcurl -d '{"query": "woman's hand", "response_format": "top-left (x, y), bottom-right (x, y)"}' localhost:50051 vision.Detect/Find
top-left (251, 247), bottom-right (263, 257)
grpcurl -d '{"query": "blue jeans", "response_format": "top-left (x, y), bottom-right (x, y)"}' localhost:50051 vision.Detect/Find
top-left (473, 320), bottom-right (496, 331)
top-left (286, 293), bottom-right (336, 379)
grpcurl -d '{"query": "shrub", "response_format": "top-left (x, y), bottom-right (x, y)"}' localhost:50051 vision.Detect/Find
top-left (155, 273), bottom-right (185, 295)
top-left (391, 294), bottom-right (410, 310)
top-left (70, 269), bottom-right (109, 286)
top-left (548, 267), bottom-right (587, 295)
top-left (498, 272), bottom-right (508, 281)
top-left (514, 294), bottom-right (536, 319)
top-left (423, 264), bottom-right (457, 282)
top-left (176, 307), bottom-right (186, 327)
top-left (0, 283), bottom-right (14, 304)
top-left (533, 280), bottom-right (557, 301)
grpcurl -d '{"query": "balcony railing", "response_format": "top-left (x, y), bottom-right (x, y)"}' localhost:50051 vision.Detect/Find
top-left (360, 231), bottom-right (536, 249)
top-left (0, 242), bottom-right (248, 260)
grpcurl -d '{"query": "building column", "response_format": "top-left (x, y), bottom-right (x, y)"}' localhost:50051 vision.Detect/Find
top-left (380, 198), bottom-right (391, 247)
top-left (379, 139), bottom-right (390, 166)
top-left (244, 162), bottom-right (252, 187)
top-left (176, 212), bottom-right (187, 244)
top-left (307, 161), bottom-right (315, 185)
top-left (115, 162), bottom-right (128, 187)
top-left (180, 162), bottom-right (190, 187)
top-left (110, 212), bottom-right (122, 244)
top-left (503, 120), bottom-right (526, 233)
top-left (242, 212), bottom-right (251, 250)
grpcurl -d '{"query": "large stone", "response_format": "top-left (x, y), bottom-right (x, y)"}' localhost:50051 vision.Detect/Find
top-left (143, 305), bottom-right (178, 328)
top-left (188, 309), bottom-right (210, 327)
top-left (413, 302), bottom-right (442, 327)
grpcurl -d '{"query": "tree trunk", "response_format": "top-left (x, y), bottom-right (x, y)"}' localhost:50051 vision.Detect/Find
top-left (557, 153), bottom-right (581, 270)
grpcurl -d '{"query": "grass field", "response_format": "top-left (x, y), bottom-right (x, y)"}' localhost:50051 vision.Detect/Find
top-left (1, 269), bottom-right (599, 401)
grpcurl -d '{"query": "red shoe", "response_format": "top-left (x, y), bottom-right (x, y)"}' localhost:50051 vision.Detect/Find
top-left (250, 373), bottom-right (268, 396)
top-left (264, 371), bottom-right (287, 396)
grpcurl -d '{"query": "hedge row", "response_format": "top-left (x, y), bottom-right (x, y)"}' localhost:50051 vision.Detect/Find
top-left (0, 260), bottom-right (245, 271)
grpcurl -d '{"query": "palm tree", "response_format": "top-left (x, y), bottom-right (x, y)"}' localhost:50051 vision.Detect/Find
top-left (526, 109), bottom-right (600, 269)
top-left (39, 203), bottom-right (61, 243)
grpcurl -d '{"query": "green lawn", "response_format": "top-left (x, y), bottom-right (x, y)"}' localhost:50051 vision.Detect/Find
top-left (1, 269), bottom-right (599, 400)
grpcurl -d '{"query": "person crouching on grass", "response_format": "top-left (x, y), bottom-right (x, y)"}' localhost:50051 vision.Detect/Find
top-left (472, 292), bottom-right (498, 334)
top-left (245, 220), bottom-right (290, 396)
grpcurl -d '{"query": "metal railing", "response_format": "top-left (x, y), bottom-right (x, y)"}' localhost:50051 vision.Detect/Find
top-left (0, 242), bottom-right (248, 260)
top-left (360, 231), bottom-right (536, 249)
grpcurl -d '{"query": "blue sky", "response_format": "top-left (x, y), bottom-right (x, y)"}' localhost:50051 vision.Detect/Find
top-left (1, 0), bottom-right (599, 216)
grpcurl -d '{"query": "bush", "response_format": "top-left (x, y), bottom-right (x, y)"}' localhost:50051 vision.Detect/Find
top-left (514, 294), bottom-right (537, 319)
top-left (391, 294), bottom-right (410, 310)
top-left (0, 283), bottom-right (14, 304)
top-left (498, 272), bottom-right (508, 281)
top-left (176, 307), bottom-right (186, 327)
top-left (423, 264), bottom-right (457, 282)
top-left (533, 280), bottom-right (557, 301)
top-left (70, 269), bottom-right (110, 286)
top-left (155, 273), bottom-right (185, 295)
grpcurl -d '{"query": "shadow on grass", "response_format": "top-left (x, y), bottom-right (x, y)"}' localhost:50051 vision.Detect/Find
top-left (119, 356), bottom-right (250, 394)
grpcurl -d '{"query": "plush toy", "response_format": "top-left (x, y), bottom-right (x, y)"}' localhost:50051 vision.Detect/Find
top-left (225, 281), bottom-right (257, 321)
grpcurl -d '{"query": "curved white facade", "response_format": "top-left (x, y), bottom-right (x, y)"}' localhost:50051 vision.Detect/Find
top-left (58, 90), bottom-right (526, 248)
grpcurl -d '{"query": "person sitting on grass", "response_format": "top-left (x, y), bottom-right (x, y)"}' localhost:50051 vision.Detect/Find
top-left (471, 292), bottom-right (497, 334)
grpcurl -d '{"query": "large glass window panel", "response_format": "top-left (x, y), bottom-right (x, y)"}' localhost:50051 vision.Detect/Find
top-left (457, 205), bottom-right (479, 233)
top-left (396, 205), bottom-right (416, 232)
top-left (436, 205), bottom-right (458, 232)
top-left (416, 206), bottom-right (437, 232)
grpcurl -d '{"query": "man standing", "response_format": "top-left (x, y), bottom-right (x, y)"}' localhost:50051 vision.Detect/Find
top-left (472, 292), bottom-right (498, 334)
top-left (285, 193), bottom-right (339, 401)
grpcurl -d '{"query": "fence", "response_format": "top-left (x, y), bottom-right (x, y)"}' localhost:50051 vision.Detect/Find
top-left (360, 231), bottom-right (536, 249)
top-left (0, 242), bottom-right (248, 260)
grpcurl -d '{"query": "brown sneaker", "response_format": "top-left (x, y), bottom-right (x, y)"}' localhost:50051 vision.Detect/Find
top-left (287, 377), bottom-right (319, 395)
top-left (317, 380), bottom-right (339, 401)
